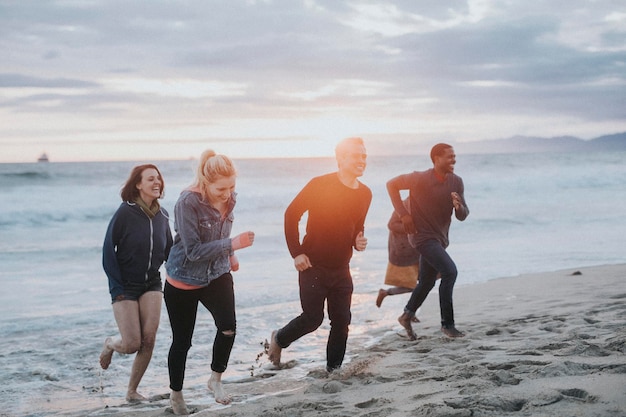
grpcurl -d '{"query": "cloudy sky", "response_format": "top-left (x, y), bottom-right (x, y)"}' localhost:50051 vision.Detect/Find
top-left (1, 0), bottom-right (625, 162)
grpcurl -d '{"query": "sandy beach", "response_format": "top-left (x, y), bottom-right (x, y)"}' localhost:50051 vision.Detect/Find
top-left (65, 264), bottom-right (625, 417)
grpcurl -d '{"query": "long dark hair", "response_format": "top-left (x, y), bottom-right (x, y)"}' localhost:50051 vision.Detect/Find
top-left (120, 164), bottom-right (164, 202)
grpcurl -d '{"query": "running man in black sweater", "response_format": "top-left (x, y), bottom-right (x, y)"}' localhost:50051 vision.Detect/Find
top-left (268, 137), bottom-right (372, 373)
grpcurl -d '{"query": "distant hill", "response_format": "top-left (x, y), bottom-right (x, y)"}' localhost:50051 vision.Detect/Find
top-left (452, 132), bottom-right (626, 154)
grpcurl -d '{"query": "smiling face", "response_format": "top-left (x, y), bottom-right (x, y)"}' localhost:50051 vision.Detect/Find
top-left (434, 147), bottom-right (456, 177)
top-left (337, 141), bottom-right (367, 179)
top-left (136, 167), bottom-right (162, 205)
top-left (206, 175), bottom-right (236, 207)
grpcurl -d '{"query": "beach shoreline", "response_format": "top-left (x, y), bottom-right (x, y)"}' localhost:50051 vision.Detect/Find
top-left (51, 263), bottom-right (626, 417)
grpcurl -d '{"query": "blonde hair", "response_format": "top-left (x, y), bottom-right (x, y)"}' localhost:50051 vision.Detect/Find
top-left (194, 150), bottom-right (236, 202)
top-left (335, 137), bottom-right (365, 159)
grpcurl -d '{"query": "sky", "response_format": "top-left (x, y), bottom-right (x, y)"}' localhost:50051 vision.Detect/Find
top-left (1, 0), bottom-right (625, 163)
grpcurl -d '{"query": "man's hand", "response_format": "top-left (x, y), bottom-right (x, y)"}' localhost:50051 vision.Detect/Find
top-left (451, 192), bottom-right (462, 210)
top-left (294, 253), bottom-right (312, 271)
top-left (400, 215), bottom-right (416, 234)
top-left (355, 231), bottom-right (367, 251)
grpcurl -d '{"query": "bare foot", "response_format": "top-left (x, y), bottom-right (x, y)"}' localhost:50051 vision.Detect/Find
top-left (375, 289), bottom-right (387, 307)
top-left (99, 337), bottom-right (114, 370)
top-left (126, 391), bottom-right (147, 402)
top-left (208, 376), bottom-right (232, 405)
top-left (170, 390), bottom-right (189, 415)
top-left (398, 312), bottom-right (417, 341)
top-left (412, 316), bottom-right (420, 323)
top-left (441, 326), bottom-right (465, 338)
top-left (267, 330), bottom-right (282, 367)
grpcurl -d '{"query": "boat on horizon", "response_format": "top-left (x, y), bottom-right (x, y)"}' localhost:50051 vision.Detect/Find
top-left (37, 152), bottom-right (49, 163)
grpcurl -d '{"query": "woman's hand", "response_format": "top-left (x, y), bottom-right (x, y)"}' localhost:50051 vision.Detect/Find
top-left (400, 215), bottom-right (416, 234)
top-left (231, 231), bottom-right (255, 250)
top-left (229, 254), bottom-right (239, 271)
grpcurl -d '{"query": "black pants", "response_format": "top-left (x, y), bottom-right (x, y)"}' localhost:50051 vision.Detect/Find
top-left (164, 274), bottom-right (236, 391)
top-left (276, 265), bottom-right (353, 371)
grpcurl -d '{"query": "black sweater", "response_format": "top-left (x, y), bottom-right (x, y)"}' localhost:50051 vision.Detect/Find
top-left (284, 173), bottom-right (372, 268)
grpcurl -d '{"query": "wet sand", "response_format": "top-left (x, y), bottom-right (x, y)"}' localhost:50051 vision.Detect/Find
top-left (68, 264), bottom-right (626, 417)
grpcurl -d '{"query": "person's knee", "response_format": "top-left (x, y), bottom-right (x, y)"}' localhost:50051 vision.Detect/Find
top-left (170, 337), bottom-right (193, 352)
top-left (120, 337), bottom-right (142, 354)
top-left (217, 320), bottom-right (236, 337)
top-left (302, 312), bottom-right (324, 331)
top-left (440, 264), bottom-right (458, 280)
top-left (330, 311), bottom-right (351, 329)
top-left (417, 278), bottom-right (437, 292)
top-left (140, 334), bottom-right (157, 351)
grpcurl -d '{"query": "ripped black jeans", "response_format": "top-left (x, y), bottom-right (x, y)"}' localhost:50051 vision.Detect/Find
top-left (164, 273), bottom-right (236, 391)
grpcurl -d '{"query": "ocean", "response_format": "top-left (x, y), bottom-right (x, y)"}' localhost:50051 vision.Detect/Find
top-left (1, 151), bottom-right (624, 416)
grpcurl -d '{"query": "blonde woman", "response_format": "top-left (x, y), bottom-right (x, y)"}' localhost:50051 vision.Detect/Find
top-left (164, 150), bottom-right (254, 414)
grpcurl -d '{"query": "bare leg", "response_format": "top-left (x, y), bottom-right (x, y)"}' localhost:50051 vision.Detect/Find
top-left (207, 371), bottom-right (232, 405)
top-left (170, 390), bottom-right (189, 415)
top-left (398, 311), bottom-right (417, 341)
top-left (126, 291), bottom-right (162, 401)
top-left (267, 330), bottom-right (282, 367)
top-left (377, 288), bottom-right (419, 322)
top-left (375, 289), bottom-right (387, 307)
top-left (100, 300), bottom-right (142, 370)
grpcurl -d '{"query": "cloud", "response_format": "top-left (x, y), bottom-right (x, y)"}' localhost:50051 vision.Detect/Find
top-left (0, 0), bottom-right (624, 162)
top-left (0, 73), bottom-right (99, 89)
top-left (102, 78), bottom-right (248, 98)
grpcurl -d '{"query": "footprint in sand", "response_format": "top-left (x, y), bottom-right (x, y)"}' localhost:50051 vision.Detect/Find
top-left (355, 397), bottom-right (392, 409)
top-left (558, 388), bottom-right (597, 402)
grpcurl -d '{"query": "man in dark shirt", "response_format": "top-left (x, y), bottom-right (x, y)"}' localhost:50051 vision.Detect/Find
top-left (268, 137), bottom-right (372, 372)
top-left (387, 143), bottom-right (469, 339)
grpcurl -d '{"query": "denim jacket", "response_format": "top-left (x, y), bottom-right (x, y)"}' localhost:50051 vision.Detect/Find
top-left (165, 190), bottom-right (236, 286)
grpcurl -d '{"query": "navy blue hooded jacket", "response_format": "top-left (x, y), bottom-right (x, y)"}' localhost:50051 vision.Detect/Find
top-left (103, 201), bottom-right (173, 300)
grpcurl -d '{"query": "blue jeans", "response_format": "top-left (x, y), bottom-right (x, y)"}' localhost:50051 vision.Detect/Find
top-left (405, 239), bottom-right (458, 327)
top-left (275, 265), bottom-right (353, 371)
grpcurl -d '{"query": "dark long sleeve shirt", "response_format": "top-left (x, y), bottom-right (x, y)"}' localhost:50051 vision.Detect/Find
top-left (284, 173), bottom-right (372, 268)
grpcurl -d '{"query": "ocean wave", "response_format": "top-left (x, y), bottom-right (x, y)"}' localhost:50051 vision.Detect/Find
top-left (0, 210), bottom-right (112, 229)
top-left (0, 171), bottom-right (52, 180)
top-left (0, 170), bottom-right (53, 188)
